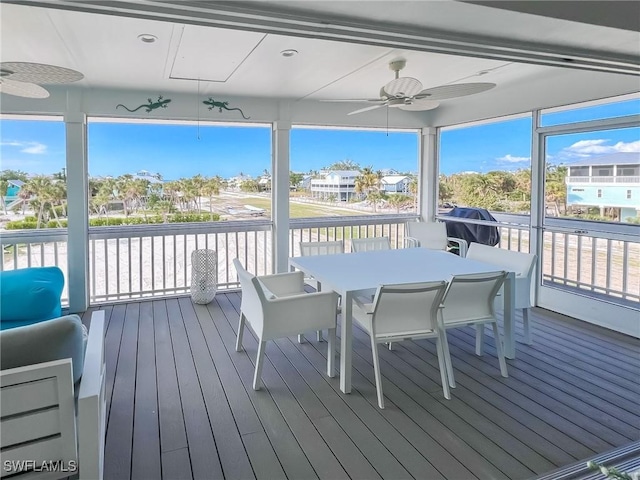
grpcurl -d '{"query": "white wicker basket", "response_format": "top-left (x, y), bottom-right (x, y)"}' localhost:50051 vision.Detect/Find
top-left (190, 249), bottom-right (217, 304)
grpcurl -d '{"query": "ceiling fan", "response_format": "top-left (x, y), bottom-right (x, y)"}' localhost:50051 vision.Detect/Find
top-left (0, 62), bottom-right (84, 99)
top-left (324, 59), bottom-right (496, 115)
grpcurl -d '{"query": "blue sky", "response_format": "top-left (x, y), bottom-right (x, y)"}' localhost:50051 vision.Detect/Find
top-left (1, 98), bottom-right (638, 179)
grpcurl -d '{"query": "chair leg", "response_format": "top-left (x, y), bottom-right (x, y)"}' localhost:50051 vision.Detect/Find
top-left (253, 340), bottom-right (267, 390)
top-left (523, 308), bottom-right (532, 345)
top-left (236, 313), bottom-right (246, 352)
top-left (440, 329), bottom-right (456, 388)
top-left (492, 322), bottom-right (509, 377)
top-left (370, 337), bottom-right (385, 409)
top-left (475, 324), bottom-right (484, 356)
top-left (317, 330), bottom-right (324, 342)
top-left (298, 334), bottom-right (305, 343)
top-left (327, 328), bottom-right (336, 378)
top-left (435, 335), bottom-right (451, 400)
top-left (387, 342), bottom-right (393, 351)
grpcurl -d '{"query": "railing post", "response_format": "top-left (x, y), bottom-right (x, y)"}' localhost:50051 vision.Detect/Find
top-left (272, 120), bottom-right (291, 273)
top-left (65, 111), bottom-right (89, 312)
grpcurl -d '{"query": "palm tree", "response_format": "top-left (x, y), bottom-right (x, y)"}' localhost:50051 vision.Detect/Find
top-left (387, 194), bottom-right (412, 213)
top-left (202, 176), bottom-right (221, 220)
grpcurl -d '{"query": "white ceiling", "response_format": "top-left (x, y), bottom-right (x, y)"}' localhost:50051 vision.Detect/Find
top-left (0, 1), bottom-right (638, 125)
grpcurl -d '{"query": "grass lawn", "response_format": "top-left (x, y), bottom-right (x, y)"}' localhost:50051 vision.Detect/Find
top-left (243, 198), bottom-right (365, 218)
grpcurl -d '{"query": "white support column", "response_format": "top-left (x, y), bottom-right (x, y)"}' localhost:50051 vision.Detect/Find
top-left (420, 127), bottom-right (438, 221)
top-left (65, 112), bottom-right (89, 312)
top-left (530, 109), bottom-right (544, 306)
top-left (272, 121), bottom-right (291, 273)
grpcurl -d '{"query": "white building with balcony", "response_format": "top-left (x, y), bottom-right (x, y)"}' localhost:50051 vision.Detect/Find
top-left (309, 170), bottom-right (360, 201)
top-left (566, 153), bottom-right (640, 221)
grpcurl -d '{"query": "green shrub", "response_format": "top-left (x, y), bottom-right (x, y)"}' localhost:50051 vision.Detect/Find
top-left (47, 220), bottom-right (68, 228)
top-left (5, 221), bottom-right (38, 229)
top-left (24, 216), bottom-right (37, 222)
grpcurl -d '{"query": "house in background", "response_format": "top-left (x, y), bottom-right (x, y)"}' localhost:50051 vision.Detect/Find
top-left (310, 170), bottom-right (360, 201)
top-left (381, 174), bottom-right (411, 194)
top-left (5, 180), bottom-right (24, 198)
top-left (566, 152), bottom-right (640, 221)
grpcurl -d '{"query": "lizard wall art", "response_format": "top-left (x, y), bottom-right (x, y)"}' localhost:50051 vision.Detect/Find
top-left (116, 96), bottom-right (171, 113)
top-left (202, 98), bottom-right (250, 119)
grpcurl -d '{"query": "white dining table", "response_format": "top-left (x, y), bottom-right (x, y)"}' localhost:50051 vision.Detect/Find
top-left (289, 248), bottom-right (516, 394)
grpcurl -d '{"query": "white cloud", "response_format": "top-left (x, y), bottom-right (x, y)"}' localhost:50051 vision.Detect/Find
top-left (562, 139), bottom-right (640, 157)
top-left (1, 140), bottom-right (48, 154)
top-left (21, 142), bottom-right (47, 154)
top-left (497, 154), bottom-right (530, 163)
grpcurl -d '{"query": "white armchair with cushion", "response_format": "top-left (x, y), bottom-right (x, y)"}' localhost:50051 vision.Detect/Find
top-left (466, 243), bottom-right (537, 344)
top-left (233, 259), bottom-right (339, 390)
top-left (405, 221), bottom-right (468, 257)
top-left (0, 312), bottom-right (106, 480)
top-left (351, 281), bottom-right (451, 409)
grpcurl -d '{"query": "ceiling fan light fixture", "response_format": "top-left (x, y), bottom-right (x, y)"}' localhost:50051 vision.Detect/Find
top-left (384, 76), bottom-right (422, 97)
top-left (0, 78), bottom-right (50, 98)
top-left (280, 49), bottom-right (298, 58)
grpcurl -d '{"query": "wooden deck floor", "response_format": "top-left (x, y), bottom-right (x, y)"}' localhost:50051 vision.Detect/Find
top-left (83, 293), bottom-right (640, 480)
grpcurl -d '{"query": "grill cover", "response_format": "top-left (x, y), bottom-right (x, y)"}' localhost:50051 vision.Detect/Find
top-left (443, 207), bottom-right (500, 247)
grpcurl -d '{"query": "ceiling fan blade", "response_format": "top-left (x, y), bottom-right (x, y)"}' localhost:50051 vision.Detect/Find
top-left (0, 62), bottom-right (83, 84)
top-left (348, 104), bottom-right (386, 115)
top-left (398, 99), bottom-right (440, 111)
top-left (0, 78), bottom-right (49, 98)
top-left (415, 82), bottom-right (496, 101)
top-left (320, 98), bottom-right (384, 103)
top-left (383, 77), bottom-right (423, 98)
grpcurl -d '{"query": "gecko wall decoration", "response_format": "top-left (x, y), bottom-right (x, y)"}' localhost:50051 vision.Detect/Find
top-left (116, 95), bottom-right (171, 113)
top-left (202, 98), bottom-right (250, 119)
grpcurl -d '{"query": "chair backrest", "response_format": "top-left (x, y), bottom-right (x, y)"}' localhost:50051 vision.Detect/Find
top-left (370, 281), bottom-right (447, 337)
top-left (233, 259), bottom-right (267, 335)
top-left (440, 271), bottom-right (507, 324)
top-left (466, 243), bottom-right (536, 307)
top-left (299, 240), bottom-right (344, 256)
top-left (406, 221), bottom-right (448, 250)
top-left (351, 237), bottom-right (391, 252)
top-left (1, 359), bottom-right (78, 479)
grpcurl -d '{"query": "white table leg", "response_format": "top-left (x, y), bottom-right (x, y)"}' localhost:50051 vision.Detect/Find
top-left (340, 290), bottom-right (353, 393)
top-left (504, 271), bottom-right (516, 359)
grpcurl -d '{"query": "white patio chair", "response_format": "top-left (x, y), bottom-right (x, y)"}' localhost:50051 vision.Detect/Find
top-left (466, 243), bottom-right (537, 344)
top-left (351, 236), bottom-right (391, 252)
top-left (439, 271), bottom-right (509, 387)
top-left (405, 221), bottom-right (468, 257)
top-left (233, 259), bottom-right (339, 390)
top-left (351, 281), bottom-right (450, 409)
top-left (299, 240), bottom-right (345, 342)
top-left (0, 311), bottom-right (106, 480)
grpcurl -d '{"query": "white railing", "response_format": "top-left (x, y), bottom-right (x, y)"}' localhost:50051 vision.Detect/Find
top-left (2, 213), bottom-right (637, 307)
top-left (566, 176), bottom-right (640, 184)
top-left (438, 213), bottom-right (640, 306)
top-left (290, 214), bottom-right (417, 255)
top-left (88, 220), bottom-right (272, 302)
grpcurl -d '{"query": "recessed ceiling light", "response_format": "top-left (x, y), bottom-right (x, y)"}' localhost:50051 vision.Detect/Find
top-left (138, 34), bottom-right (158, 44)
top-left (280, 49), bottom-right (298, 58)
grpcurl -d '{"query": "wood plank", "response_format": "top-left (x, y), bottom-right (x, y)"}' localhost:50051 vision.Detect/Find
top-left (104, 302), bottom-right (139, 480)
top-left (226, 292), bottom-right (473, 480)
top-left (278, 335), bottom-right (449, 480)
top-left (154, 300), bottom-right (188, 453)
top-left (212, 294), bottom-right (341, 480)
top-left (161, 448), bottom-right (193, 480)
top-left (347, 329), bottom-right (533, 480)
top-left (177, 297), bottom-right (256, 480)
top-left (241, 431), bottom-right (287, 480)
top-left (131, 301), bottom-right (161, 480)
top-left (451, 328), bottom-right (639, 442)
top-left (104, 303), bottom-right (126, 425)
top-left (165, 299), bottom-right (224, 480)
